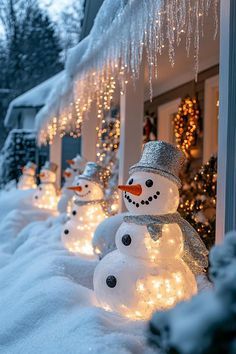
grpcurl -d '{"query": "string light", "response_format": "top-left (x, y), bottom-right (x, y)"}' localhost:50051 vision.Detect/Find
top-left (179, 156), bottom-right (217, 249)
top-left (38, 0), bottom-right (219, 145)
top-left (62, 204), bottom-right (107, 256)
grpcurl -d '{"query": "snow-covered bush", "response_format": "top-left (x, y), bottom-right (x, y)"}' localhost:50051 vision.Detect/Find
top-left (149, 231), bottom-right (236, 354)
top-left (0, 129), bottom-right (36, 188)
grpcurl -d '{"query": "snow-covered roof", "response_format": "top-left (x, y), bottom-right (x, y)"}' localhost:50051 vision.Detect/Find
top-left (4, 72), bottom-right (64, 128)
top-left (35, 0), bottom-right (219, 143)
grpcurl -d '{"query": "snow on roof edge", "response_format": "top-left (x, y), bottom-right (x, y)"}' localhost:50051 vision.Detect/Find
top-left (4, 71), bottom-right (64, 128)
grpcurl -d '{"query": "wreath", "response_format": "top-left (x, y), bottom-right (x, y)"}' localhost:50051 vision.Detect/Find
top-left (173, 97), bottom-right (199, 158)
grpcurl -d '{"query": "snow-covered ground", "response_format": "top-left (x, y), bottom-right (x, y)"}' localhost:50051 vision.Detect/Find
top-left (0, 189), bottom-right (156, 354)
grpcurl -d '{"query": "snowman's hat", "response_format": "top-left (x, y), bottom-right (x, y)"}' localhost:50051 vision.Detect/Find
top-left (78, 162), bottom-right (110, 188)
top-left (25, 162), bottom-right (37, 171)
top-left (130, 141), bottom-right (185, 187)
top-left (42, 161), bottom-right (58, 173)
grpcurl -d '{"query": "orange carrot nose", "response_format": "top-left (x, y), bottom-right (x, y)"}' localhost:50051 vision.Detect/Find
top-left (118, 184), bottom-right (142, 196)
top-left (67, 186), bottom-right (82, 192)
top-left (64, 171), bottom-right (72, 178)
top-left (67, 159), bottom-right (75, 165)
top-left (39, 173), bottom-right (45, 178)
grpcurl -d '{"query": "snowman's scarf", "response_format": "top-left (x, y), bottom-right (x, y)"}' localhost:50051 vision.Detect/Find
top-left (41, 182), bottom-right (56, 186)
top-left (22, 173), bottom-right (35, 178)
top-left (74, 199), bottom-right (109, 215)
top-left (124, 212), bottom-right (209, 275)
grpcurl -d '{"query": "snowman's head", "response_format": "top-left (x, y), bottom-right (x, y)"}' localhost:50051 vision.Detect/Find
top-left (39, 169), bottom-right (56, 183)
top-left (23, 166), bottom-right (34, 176)
top-left (118, 171), bottom-right (179, 215)
top-left (67, 177), bottom-right (104, 201)
top-left (63, 168), bottom-right (75, 182)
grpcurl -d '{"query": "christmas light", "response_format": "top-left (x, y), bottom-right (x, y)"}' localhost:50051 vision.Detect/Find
top-left (94, 142), bottom-right (208, 320)
top-left (33, 162), bottom-right (59, 211)
top-left (37, 1), bottom-right (219, 145)
top-left (61, 163), bottom-right (109, 257)
top-left (18, 162), bottom-right (37, 190)
top-left (173, 97), bottom-right (199, 158)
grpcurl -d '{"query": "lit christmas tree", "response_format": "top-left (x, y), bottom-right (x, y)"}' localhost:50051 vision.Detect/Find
top-left (179, 156), bottom-right (217, 250)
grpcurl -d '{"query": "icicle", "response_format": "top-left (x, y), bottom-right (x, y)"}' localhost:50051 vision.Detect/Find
top-left (36, 0), bottom-right (220, 143)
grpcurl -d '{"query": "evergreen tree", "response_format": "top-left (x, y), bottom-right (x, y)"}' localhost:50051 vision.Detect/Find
top-left (0, 0), bottom-right (63, 98)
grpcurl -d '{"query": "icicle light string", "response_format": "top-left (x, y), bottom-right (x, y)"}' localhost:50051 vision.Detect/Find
top-left (39, 0), bottom-right (219, 144)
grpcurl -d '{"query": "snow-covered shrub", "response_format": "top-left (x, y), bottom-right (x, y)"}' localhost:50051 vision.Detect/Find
top-left (0, 129), bottom-right (36, 188)
top-left (148, 231), bottom-right (236, 354)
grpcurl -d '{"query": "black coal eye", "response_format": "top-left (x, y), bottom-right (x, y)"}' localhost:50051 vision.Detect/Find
top-left (76, 182), bottom-right (80, 186)
top-left (145, 179), bottom-right (153, 187)
top-left (85, 184), bottom-right (88, 188)
top-left (122, 234), bottom-right (132, 246)
top-left (106, 275), bottom-right (117, 288)
top-left (128, 178), bottom-right (133, 185)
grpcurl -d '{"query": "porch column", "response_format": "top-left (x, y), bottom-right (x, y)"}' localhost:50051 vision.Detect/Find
top-left (118, 68), bottom-right (144, 211)
top-left (81, 102), bottom-right (97, 162)
top-left (49, 132), bottom-right (62, 189)
top-left (216, 0), bottom-right (236, 242)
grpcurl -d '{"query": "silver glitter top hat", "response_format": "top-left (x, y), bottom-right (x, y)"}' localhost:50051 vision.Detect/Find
top-left (130, 141), bottom-right (185, 187)
top-left (78, 162), bottom-right (110, 188)
top-left (42, 161), bottom-right (58, 173)
top-left (25, 162), bottom-right (37, 171)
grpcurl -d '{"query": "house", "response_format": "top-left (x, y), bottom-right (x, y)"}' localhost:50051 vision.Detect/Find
top-left (6, 1), bottom-right (236, 246)
top-left (4, 73), bottom-right (62, 131)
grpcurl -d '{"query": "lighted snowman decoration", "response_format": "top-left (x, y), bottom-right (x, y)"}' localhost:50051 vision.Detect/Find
top-left (61, 162), bottom-right (109, 256)
top-left (18, 162), bottom-right (37, 190)
top-left (33, 161), bottom-right (58, 210)
top-left (57, 155), bottom-right (86, 214)
top-left (66, 155), bottom-right (86, 174)
top-left (94, 141), bottom-right (209, 320)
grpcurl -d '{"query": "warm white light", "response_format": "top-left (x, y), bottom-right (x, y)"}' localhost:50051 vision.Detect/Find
top-left (61, 187), bottom-right (107, 257)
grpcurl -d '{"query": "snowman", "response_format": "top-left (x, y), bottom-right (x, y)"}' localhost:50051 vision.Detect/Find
top-left (94, 141), bottom-right (209, 320)
top-left (33, 161), bottom-right (58, 210)
top-left (61, 162), bottom-right (109, 256)
top-left (57, 155), bottom-right (86, 214)
top-left (18, 162), bottom-right (37, 190)
top-left (66, 154), bottom-right (86, 174)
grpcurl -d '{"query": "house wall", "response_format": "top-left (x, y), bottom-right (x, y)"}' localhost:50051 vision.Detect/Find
top-left (22, 108), bottom-right (37, 130)
top-left (144, 65), bottom-right (219, 167)
top-left (145, 65), bottom-right (219, 120)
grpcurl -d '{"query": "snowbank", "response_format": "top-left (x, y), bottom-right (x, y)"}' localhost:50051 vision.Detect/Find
top-left (0, 190), bottom-right (156, 354)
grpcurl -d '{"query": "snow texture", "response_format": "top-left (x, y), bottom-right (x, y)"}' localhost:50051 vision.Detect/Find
top-left (0, 187), bottom-right (157, 353)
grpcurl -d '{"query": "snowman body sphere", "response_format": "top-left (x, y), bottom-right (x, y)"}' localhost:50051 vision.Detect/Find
top-left (61, 162), bottom-right (108, 256)
top-left (18, 162), bottom-right (37, 190)
top-left (33, 162), bottom-right (58, 210)
top-left (94, 141), bottom-right (208, 319)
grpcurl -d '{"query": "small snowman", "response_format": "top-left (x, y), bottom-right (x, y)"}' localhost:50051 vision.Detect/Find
top-left (61, 162), bottom-right (109, 256)
top-left (94, 141), bottom-right (208, 320)
top-left (18, 162), bottom-right (37, 190)
top-left (57, 155), bottom-right (86, 214)
top-left (66, 154), bottom-right (86, 174)
top-left (33, 161), bottom-right (58, 210)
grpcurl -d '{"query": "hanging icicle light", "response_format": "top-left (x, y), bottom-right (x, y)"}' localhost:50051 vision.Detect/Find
top-left (38, 0), bottom-right (219, 144)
